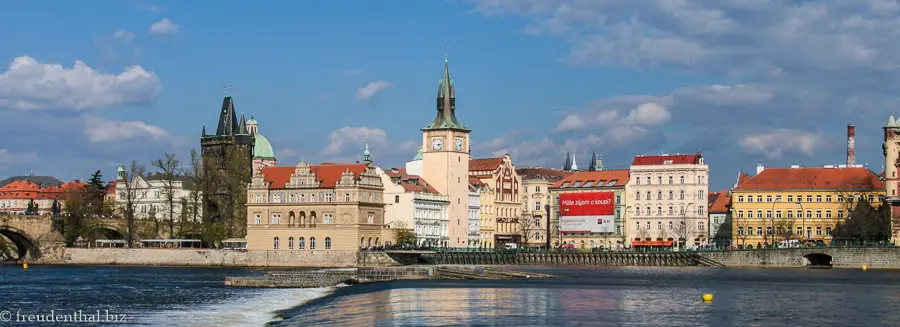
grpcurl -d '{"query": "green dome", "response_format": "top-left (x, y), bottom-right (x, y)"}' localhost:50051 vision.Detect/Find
top-left (247, 118), bottom-right (258, 125)
top-left (253, 133), bottom-right (275, 159)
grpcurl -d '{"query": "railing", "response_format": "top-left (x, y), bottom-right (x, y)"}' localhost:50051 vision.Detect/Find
top-left (380, 243), bottom-right (899, 254)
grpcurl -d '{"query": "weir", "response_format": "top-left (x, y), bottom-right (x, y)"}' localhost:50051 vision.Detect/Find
top-left (424, 252), bottom-right (725, 267)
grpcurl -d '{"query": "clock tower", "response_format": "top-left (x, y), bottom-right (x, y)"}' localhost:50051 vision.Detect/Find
top-left (421, 54), bottom-right (471, 248)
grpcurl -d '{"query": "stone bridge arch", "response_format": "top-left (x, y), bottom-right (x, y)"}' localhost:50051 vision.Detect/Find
top-left (82, 223), bottom-right (126, 241)
top-left (803, 252), bottom-right (834, 267)
top-left (0, 226), bottom-right (41, 261)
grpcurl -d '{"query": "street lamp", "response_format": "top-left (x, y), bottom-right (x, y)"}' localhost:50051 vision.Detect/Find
top-left (680, 202), bottom-right (695, 249)
top-left (796, 201), bottom-right (806, 242)
top-left (544, 204), bottom-right (551, 249)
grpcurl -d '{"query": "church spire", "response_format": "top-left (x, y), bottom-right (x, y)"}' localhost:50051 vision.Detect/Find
top-left (571, 148), bottom-right (579, 171)
top-left (424, 47), bottom-right (469, 131)
top-left (363, 132), bottom-right (372, 163)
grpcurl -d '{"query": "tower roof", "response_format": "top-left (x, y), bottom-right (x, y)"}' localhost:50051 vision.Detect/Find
top-left (423, 51), bottom-right (469, 131)
top-left (247, 113), bottom-right (258, 125)
top-left (215, 96), bottom-right (241, 136)
top-left (253, 133), bottom-right (276, 159)
top-left (886, 114), bottom-right (898, 128)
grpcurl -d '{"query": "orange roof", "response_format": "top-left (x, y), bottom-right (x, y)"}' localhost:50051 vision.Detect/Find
top-left (0, 180), bottom-right (84, 200)
top-left (469, 158), bottom-right (503, 171)
top-left (550, 170), bottom-right (629, 188)
top-left (384, 168), bottom-right (440, 194)
top-left (736, 171), bottom-right (750, 186)
top-left (708, 190), bottom-right (731, 214)
top-left (468, 177), bottom-right (486, 187)
top-left (260, 163), bottom-right (368, 189)
top-left (632, 153), bottom-right (702, 166)
top-left (735, 167), bottom-right (885, 191)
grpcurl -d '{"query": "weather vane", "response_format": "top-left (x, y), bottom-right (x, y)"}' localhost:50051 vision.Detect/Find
top-left (444, 45), bottom-right (449, 62)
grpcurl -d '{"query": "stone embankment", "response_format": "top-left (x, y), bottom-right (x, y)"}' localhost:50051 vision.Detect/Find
top-left (225, 266), bottom-right (559, 288)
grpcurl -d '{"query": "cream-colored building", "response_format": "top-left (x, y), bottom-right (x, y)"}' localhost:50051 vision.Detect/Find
top-left (517, 168), bottom-right (572, 248)
top-left (468, 184), bottom-right (481, 247)
top-left (378, 167), bottom-right (450, 247)
top-left (550, 170), bottom-right (629, 249)
top-left (113, 165), bottom-right (202, 223)
top-left (470, 155), bottom-right (522, 248)
top-left (244, 161), bottom-right (390, 251)
top-left (470, 178), bottom-right (494, 248)
top-left (419, 58), bottom-right (471, 248)
top-left (627, 153), bottom-right (710, 248)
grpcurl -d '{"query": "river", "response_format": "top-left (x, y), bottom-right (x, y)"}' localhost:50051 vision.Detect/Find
top-left (2, 265), bottom-right (899, 326)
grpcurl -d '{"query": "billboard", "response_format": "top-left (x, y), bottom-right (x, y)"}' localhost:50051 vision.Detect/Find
top-left (559, 192), bottom-right (615, 233)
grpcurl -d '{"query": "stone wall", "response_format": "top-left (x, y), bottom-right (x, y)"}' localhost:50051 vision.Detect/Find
top-left (357, 251), bottom-right (406, 266)
top-left (226, 270), bottom-right (358, 288)
top-left (697, 248), bottom-right (900, 268)
top-left (41, 248), bottom-right (360, 267)
top-left (356, 266), bottom-right (433, 283)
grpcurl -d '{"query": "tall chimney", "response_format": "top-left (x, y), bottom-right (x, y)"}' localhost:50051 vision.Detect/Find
top-left (847, 124), bottom-right (856, 166)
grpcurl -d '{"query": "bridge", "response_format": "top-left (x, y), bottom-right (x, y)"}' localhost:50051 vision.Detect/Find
top-left (0, 214), bottom-right (129, 261)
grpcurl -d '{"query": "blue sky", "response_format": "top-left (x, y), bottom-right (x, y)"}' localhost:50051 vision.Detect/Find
top-left (0, 0), bottom-right (896, 190)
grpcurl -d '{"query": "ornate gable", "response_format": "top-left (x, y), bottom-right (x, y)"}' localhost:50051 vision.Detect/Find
top-left (288, 161), bottom-right (318, 188)
top-left (337, 168), bottom-right (357, 187)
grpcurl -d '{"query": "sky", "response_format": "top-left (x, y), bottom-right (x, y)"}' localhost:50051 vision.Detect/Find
top-left (1, 0), bottom-right (898, 191)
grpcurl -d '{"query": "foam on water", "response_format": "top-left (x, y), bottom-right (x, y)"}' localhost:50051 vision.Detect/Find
top-left (137, 287), bottom-right (333, 327)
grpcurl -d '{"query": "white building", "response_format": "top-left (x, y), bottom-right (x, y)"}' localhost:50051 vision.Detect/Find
top-left (468, 184), bottom-right (481, 247)
top-left (627, 153), bottom-right (710, 248)
top-left (708, 190), bottom-right (731, 245)
top-left (113, 165), bottom-right (202, 225)
top-left (377, 166), bottom-right (450, 247)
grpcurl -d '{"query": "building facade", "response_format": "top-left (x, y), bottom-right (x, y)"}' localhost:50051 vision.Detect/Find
top-left (708, 190), bottom-right (732, 246)
top-left (114, 165), bottom-right (202, 223)
top-left (627, 154), bottom-right (710, 248)
top-left (731, 165), bottom-right (885, 247)
top-left (200, 92), bottom-right (255, 222)
top-left (883, 114), bottom-right (900, 242)
top-left (517, 168), bottom-right (572, 248)
top-left (470, 178), bottom-right (495, 248)
top-left (469, 155), bottom-right (522, 248)
top-left (244, 161), bottom-right (390, 251)
top-left (377, 167), bottom-right (450, 247)
top-left (468, 185), bottom-right (481, 247)
top-left (549, 170), bottom-right (629, 249)
top-left (419, 58), bottom-right (471, 248)
top-left (0, 177), bottom-right (80, 214)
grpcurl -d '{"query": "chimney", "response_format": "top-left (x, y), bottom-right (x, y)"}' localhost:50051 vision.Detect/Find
top-left (756, 163), bottom-right (765, 175)
top-left (847, 124), bottom-right (856, 166)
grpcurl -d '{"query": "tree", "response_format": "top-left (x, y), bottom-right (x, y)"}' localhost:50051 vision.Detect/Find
top-left (62, 185), bottom-right (89, 246)
top-left (215, 148), bottom-right (251, 238)
top-left (517, 214), bottom-right (541, 247)
top-left (669, 214), bottom-right (698, 248)
top-left (833, 199), bottom-right (892, 243)
top-left (183, 149), bottom-right (205, 237)
top-left (33, 201), bottom-right (39, 215)
top-left (85, 170), bottom-right (106, 217)
top-left (118, 161), bottom-right (147, 247)
top-left (26, 199), bottom-right (35, 215)
top-left (152, 152), bottom-right (180, 238)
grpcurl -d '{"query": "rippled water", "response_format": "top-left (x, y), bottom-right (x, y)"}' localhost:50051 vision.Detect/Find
top-left (274, 266), bottom-right (900, 327)
top-left (4, 265), bottom-right (900, 326)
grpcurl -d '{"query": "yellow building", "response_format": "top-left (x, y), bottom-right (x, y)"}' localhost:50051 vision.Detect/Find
top-left (516, 168), bottom-right (573, 248)
top-left (731, 165), bottom-right (885, 247)
top-left (469, 155), bottom-right (522, 248)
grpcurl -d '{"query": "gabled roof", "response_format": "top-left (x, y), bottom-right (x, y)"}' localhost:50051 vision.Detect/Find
top-left (0, 175), bottom-right (63, 188)
top-left (516, 168), bottom-right (573, 182)
top-left (550, 169), bottom-right (629, 189)
top-left (259, 163), bottom-right (367, 189)
top-left (384, 168), bottom-right (440, 194)
top-left (734, 167), bottom-right (885, 191)
top-left (469, 158), bottom-right (503, 172)
top-left (736, 171), bottom-right (750, 187)
top-left (708, 190), bottom-right (731, 214)
top-left (632, 153), bottom-right (702, 166)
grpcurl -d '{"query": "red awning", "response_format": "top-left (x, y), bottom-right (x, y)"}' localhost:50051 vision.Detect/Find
top-left (631, 240), bottom-right (674, 247)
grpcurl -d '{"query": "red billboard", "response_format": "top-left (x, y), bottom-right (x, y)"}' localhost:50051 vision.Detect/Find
top-left (559, 192), bottom-right (615, 233)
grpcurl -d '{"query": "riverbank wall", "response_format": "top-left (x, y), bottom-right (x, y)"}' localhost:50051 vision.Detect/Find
top-left (33, 248), bottom-right (378, 267)
top-left (696, 248), bottom-right (900, 268)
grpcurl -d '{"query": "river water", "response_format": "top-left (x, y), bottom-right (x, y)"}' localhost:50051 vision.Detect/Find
top-left (2, 265), bottom-right (899, 326)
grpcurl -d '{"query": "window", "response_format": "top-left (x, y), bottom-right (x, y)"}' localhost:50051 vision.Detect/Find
top-left (646, 206), bottom-right (651, 216)
top-left (869, 195), bottom-right (875, 202)
top-left (288, 237), bottom-right (294, 249)
top-left (646, 222), bottom-right (651, 230)
top-left (698, 207), bottom-right (704, 216)
top-left (806, 211), bottom-right (812, 218)
top-left (255, 215), bottom-right (261, 224)
top-left (766, 195), bottom-right (772, 202)
top-left (738, 210), bottom-right (744, 218)
top-left (637, 177), bottom-right (641, 185)
top-left (657, 191), bottom-right (663, 200)
top-left (325, 237), bottom-right (332, 249)
top-left (776, 210), bottom-right (782, 218)
top-left (657, 222), bottom-right (662, 230)
top-left (766, 210), bottom-right (772, 218)
top-left (668, 191), bottom-right (673, 200)
top-left (668, 176), bottom-right (673, 184)
top-left (535, 201), bottom-right (541, 211)
top-left (367, 213), bottom-right (374, 224)
top-left (766, 226), bottom-right (773, 236)
top-left (646, 191), bottom-right (651, 199)
top-left (636, 192), bottom-right (641, 200)
top-left (311, 193), bottom-right (317, 202)
top-left (826, 195), bottom-right (832, 202)
top-left (747, 196), bottom-right (754, 203)
top-left (324, 214), bottom-right (333, 224)
top-left (806, 195), bottom-right (812, 202)
top-left (738, 196), bottom-right (744, 202)
top-left (657, 207), bottom-right (662, 215)
top-left (738, 226), bottom-right (744, 235)
top-left (796, 210), bottom-right (802, 218)
top-left (646, 177), bottom-right (651, 184)
top-left (756, 196), bottom-right (763, 202)
top-left (668, 206), bottom-right (674, 215)
top-left (345, 193), bottom-right (351, 202)
top-left (816, 195), bottom-right (822, 202)
top-left (756, 210), bottom-right (763, 218)
top-left (299, 237), bottom-right (305, 249)
top-left (310, 237), bottom-right (316, 249)
top-left (636, 221), bottom-right (640, 230)
top-left (816, 226), bottom-right (822, 236)
top-left (325, 193), bottom-right (333, 202)
top-left (757, 227), bottom-right (763, 236)
top-left (826, 210), bottom-right (832, 219)
top-left (616, 195), bottom-right (621, 204)
top-left (826, 227), bottom-right (832, 235)
top-left (698, 222), bottom-right (704, 231)
top-left (816, 210), bottom-right (822, 218)
top-left (536, 186), bottom-right (541, 192)
top-left (699, 191), bottom-right (705, 200)
top-left (788, 195), bottom-right (793, 203)
top-left (680, 206), bottom-right (685, 215)
top-left (636, 207), bottom-right (641, 215)
top-left (255, 194), bottom-right (261, 203)
top-left (775, 195), bottom-right (782, 202)
top-left (658, 176), bottom-right (662, 184)
top-left (669, 221), bottom-right (674, 230)
top-left (273, 237), bottom-right (280, 250)
top-left (395, 195), bottom-right (400, 203)
top-left (289, 194), bottom-right (295, 202)
top-left (272, 214), bottom-right (281, 224)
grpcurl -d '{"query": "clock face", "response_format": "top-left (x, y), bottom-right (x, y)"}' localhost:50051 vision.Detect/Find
top-left (431, 137), bottom-right (443, 150)
top-left (455, 138), bottom-right (464, 151)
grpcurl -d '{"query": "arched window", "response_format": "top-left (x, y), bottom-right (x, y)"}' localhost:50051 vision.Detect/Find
top-left (679, 191), bottom-right (685, 200)
top-left (360, 237), bottom-right (365, 248)
top-left (325, 237), bottom-right (332, 249)
top-left (680, 176), bottom-right (684, 184)
top-left (375, 237), bottom-right (380, 247)
top-left (636, 192), bottom-right (641, 200)
top-left (657, 191), bottom-right (662, 200)
top-left (367, 237), bottom-right (372, 248)
top-left (646, 191), bottom-right (651, 199)
top-left (273, 237), bottom-right (279, 250)
top-left (299, 237), bottom-right (305, 249)
top-left (668, 176), bottom-right (673, 184)
top-left (288, 237), bottom-right (294, 249)
top-left (310, 237), bottom-right (317, 249)
top-left (668, 191), bottom-right (673, 200)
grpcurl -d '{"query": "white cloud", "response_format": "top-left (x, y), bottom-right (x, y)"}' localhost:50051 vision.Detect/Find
top-left (83, 115), bottom-right (168, 143)
top-left (112, 30), bottom-right (135, 42)
top-left (740, 129), bottom-right (824, 160)
top-left (0, 56), bottom-right (161, 111)
top-left (149, 18), bottom-right (179, 35)
top-left (626, 103), bottom-right (670, 126)
top-left (0, 148), bottom-right (39, 168)
top-left (555, 110), bottom-right (618, 131)
top-left (355, 81), bottom-right (393, 100)
top-left (321, 126), bottom-right (388, 155)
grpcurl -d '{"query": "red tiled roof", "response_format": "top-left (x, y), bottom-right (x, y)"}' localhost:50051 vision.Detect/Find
top-left (468, 177), bottom-right (486, 187)
top-left (384, 168), bottom-right (440, 194)
top-left (736, 171), bottom-right (750, 186)
top-left (550, 170), bottom-right (630, 188)
top-left (708, 190), bottom-right (731, 214)
top-left (260, 163), bottom-right (368, 189)
top-left (632, 153), bottom-right (701, 166)
top-left (734, 167), bottom-right (885, 191)
top-left (515, 168), bottom-right (572, 181)
top-left (0, 180), bottom-right (84, 200)
top-left (469, 158), bottom-right (504, 171)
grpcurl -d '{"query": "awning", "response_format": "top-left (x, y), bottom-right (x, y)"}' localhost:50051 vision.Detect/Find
top-left (631, 240), bottom-right (674, 247)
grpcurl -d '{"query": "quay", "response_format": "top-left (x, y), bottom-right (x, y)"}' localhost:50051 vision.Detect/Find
top-left (224, 266), bottom-right (560, 288)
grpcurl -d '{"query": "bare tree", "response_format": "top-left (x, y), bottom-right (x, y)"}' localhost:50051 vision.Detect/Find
top-left (118, 161), bottom-right (147, 247)
top-left (182, 149), bottom-right (205, 236)
top-left (774, 214), bottom-right (797, 244)
top-left (836, 176), bottom-right (880, 216)
top-left (152, 153), bottom-right (180, 238)
top-left (669, 214), bottom-right (698, 248)
top-left (518, 214), bottom-right (541, 247)
top-left (637, 224), bottom-right (652, 241)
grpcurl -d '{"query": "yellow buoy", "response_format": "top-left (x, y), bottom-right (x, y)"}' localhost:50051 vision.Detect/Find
top-left (22, 263), bottom-right (28, 271)
top-left (702, 294), bottom-right (713, 302)
top-left (862, 265), bottom-right (867, 271)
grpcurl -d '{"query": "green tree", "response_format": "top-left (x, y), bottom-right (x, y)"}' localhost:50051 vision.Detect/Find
top-left (833, 199), bottom-right (892, 243)
top-left (118, 161), bottom-right (147, 247)
top-left (86, 170), bottom-right (106, 217)
top-left (394, 229), bottom-right (417, 246)
top-left (152, 153), bottom-right (180, 238)
top-left (215, 149), bottom-right (251, 238)
top-left (26, 199), bottom-right (35, 215)
top-left (62, 186), bottom-right (89, 245)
